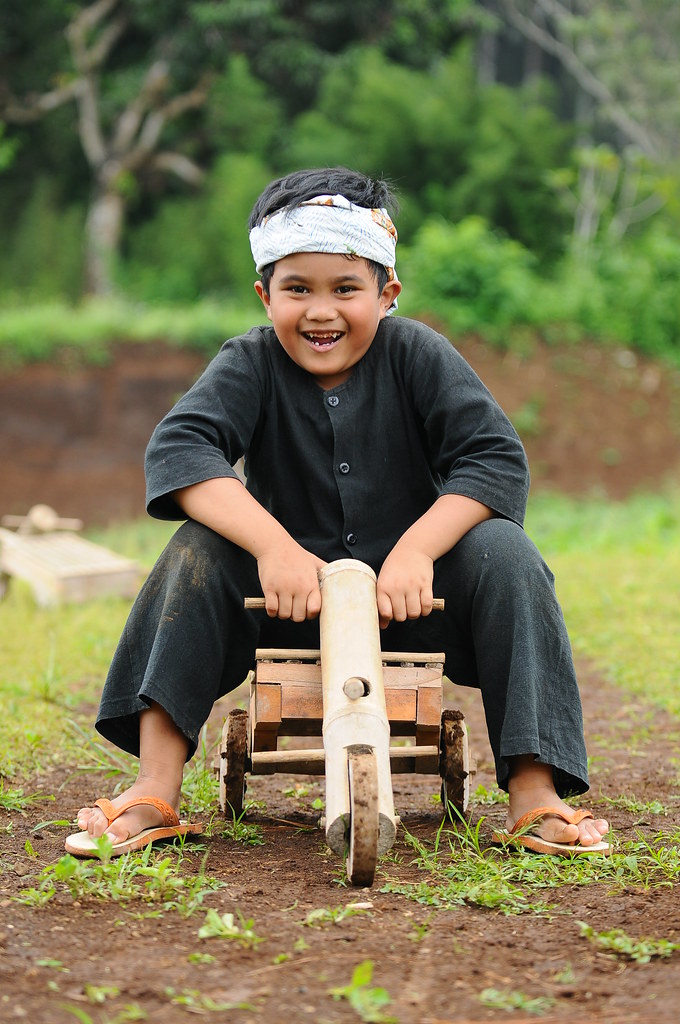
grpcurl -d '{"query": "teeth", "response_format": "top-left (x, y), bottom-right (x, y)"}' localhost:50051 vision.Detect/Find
top-left (304, 331), bottom-right (342, 347)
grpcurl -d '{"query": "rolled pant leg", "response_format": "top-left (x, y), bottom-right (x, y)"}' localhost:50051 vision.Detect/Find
top-left (434, 518), bottom-right (588, 797)
top-left (96, 520), bottom-right (261, 760)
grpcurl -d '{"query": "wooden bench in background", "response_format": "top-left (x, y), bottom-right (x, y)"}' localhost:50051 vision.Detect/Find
top-left (0, 504), bottom-right (142, 607)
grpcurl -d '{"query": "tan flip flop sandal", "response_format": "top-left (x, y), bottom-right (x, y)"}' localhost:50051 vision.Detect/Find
top-left (492, 805), bottom-right (610, 856)
top-left (64, 796), bottom-right (203, 857)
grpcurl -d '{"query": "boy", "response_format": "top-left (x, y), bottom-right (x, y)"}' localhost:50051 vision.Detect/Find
top-left (66, 167), bottom-right (609, 857)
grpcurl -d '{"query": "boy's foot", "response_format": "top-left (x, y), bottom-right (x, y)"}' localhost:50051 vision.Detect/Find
top-left (505, 755), bottom-right (609, 850)
top-left (74, 779), bottom-right (183, 847)
top-left (505, 790), bottom-right (609, 848)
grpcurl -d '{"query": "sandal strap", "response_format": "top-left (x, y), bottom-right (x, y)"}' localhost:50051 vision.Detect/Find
top-left (93, 796), bottom-right (180, 827)
top-left (510, 805), bottom-right (593, 835)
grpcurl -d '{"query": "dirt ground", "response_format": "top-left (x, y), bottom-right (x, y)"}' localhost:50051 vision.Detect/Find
top-left (2, 673), bottom-right (680, 1023)
top-left (1, 337), bottom-right (680, 1023)
top-left (1, 334), bottom-right (679, 524)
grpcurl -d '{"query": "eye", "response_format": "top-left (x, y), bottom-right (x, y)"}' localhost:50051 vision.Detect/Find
top-left (285, 284), bottom-right (308, 294)
top-left (336, 285), bottom-right (357, 294)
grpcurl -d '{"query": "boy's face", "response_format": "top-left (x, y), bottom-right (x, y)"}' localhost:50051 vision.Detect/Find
top-left (254, 252), bottom-right (401, 390)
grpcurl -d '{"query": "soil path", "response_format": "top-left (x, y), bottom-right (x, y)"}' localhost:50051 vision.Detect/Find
top-left (1, 337), bottom-right (679, 524)
top-left (2, 667), bottom-right (680, 1024)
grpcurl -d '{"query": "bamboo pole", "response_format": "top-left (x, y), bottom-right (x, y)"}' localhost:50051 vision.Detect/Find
top-left (318, 559), bottom-right (397, 857)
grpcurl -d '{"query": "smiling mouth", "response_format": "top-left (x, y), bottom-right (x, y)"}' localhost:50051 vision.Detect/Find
top-left (302, 331), bottom-right (344, 350)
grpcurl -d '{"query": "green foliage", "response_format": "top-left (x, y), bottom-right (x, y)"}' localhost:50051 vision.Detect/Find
top-left (286, 46), bottom-right (571, 255)
top-left (0, 298), bottom-right (258, 367)
top-left (578, 921), bottom-right (680, 963)
top-left (197, 908), bottom-right (265, 948)
top-left (478, 988), bottom-right (555, 1015)
top-left (0, 177), bottom-right (85, 301)
top-left (121, 153), bottom-right (272, 303)
top-left (329, 961), bottom-right (397, 1024)
top-left (399, 215), bottom-right (538, 335)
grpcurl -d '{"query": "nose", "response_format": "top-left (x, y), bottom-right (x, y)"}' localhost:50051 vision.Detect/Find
top-left (306, 296), bottom-right (338, 321)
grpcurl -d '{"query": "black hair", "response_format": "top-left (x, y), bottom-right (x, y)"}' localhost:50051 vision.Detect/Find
top-left (249, 167), bottom-right (398, 297)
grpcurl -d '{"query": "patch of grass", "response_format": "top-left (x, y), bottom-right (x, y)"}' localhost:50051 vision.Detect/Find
top-left (526, 489), bottom-right (680, 715)
top-left (164, 988), bottom-right (255, 1012)
top-left (479, 987), bottom-right (556, 1014)
top-left (578, 921), bottom-right (680, 963)
top-left (382, 817), bottom-right (680, 914)
top-left (302, 902), bottom-right (373, 927)
top-left (220, 808), bottom-right (265, 846)
top-left (599, 794), bottom-right (670, 816)
top-left (16, 841), bottom-right (221, 914)
top-left (0, 298), bottom-right (256, 367)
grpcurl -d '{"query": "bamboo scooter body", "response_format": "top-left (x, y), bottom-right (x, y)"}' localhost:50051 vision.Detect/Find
top-left (319, 559), bottom-right (397, 858)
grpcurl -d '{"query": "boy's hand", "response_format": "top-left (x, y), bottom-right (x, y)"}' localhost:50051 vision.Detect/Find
top-left (257, 539), bottom-right (327, 621)
top-left (376, 544), bottom-right (434, 629)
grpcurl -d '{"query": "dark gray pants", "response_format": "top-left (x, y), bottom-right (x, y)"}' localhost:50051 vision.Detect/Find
top-left (97, 518), bottom-right (589, 796)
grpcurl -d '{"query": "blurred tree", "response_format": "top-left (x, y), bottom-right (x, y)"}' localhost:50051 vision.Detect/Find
top-left (1, 0), bottom-right (214, 294)
top-left (485, 0), bottom-right (680, 162)
top-left (286, 47), bottom-right (572, 259)
top-left (0, 0), bottom-right (477, 297)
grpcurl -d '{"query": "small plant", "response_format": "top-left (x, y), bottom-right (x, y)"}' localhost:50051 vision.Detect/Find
top-left (302, 903), bottom-right (372, 927)
top-left (0, 779), bottom-right (38, 811)
top-left (83, 984), bottom-right (120, 1005)
top-left (61, 1003), bottom-right (147, 1023)
top-left (329, 960), bottom-right (397, 1023)
top-left (407, 916), bottom-right (432, 943)
top-left (187, 951), bottom-right (216, 964)
top-left (600, 793), bottom-right (669, 816)
top-left (221, 808), bottom-right (265, 846)
top-left (197, 908), bottom-right (265, 948)
top-left (470, 783), bottom-right (509, 806)
top-left (479, 987), bottom-right (556, 1014)
top-left (578, 922), bottom-right (680, 963)
top-left (164, 988), bottom-right (255, 1012)
top-left (283, 782), bottom-right (310, 799)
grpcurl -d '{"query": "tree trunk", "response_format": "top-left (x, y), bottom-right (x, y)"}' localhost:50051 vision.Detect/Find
top-left (84, 186), bottom-right (125, 295)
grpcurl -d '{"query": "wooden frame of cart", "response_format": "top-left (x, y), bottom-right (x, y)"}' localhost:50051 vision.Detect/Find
top-left (216, 559), bottom-right (472, 886)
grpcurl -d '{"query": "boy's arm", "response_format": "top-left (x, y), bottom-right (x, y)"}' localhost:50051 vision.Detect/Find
top-left (173, 477), bottom-right (326, 621)
top-left (376, 493), bottom-right (493, 628)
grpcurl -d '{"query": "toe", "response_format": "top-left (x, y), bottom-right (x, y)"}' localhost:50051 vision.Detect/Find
top-left (549, 820), bottom-right (580, 845)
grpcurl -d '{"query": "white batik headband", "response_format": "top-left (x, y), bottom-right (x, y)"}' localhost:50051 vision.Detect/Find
top-left (249, 193), bottom-right (398, 283)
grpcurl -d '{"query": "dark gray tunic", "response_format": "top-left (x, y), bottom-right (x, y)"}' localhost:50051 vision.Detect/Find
top-left (145, 316), bottom-right (529, 571)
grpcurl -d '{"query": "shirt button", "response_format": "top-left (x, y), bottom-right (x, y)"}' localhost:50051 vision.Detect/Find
top-left (339, 462), bottom-right (350, 474)
top-left (327, 395), bottom-right (339, 407)
top-left (346, 533), bottom-right (357, 545)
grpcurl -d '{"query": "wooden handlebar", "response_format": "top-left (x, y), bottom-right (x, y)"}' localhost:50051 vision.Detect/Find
top-left (244, 596), bottom-right (445, 611)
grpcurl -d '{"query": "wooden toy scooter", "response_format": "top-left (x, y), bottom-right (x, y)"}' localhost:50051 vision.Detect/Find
top-left (216, 558), bottom-right (471, 886)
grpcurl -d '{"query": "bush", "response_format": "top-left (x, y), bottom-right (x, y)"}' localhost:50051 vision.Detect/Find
top-left (0, 177), bottom-right (84, 301)
top-left (398, 215), bottom-right (538, 336)
top-left (120, 153), bottom-right (273, 304)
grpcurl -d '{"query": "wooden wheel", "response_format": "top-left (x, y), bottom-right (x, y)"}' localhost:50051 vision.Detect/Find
top-left (439, 709), bottom-right (470, 818)
top-left (218, 708), bottom-right (248, 817)
top-left (345, 745), bottom-right (379, 887)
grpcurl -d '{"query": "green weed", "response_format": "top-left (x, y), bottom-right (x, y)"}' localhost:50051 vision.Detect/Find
top-left (329, 960), bottom-right (397, 1023)
top-left (600, 793), bottom-right (670, 816)
top-left (302, 902), bottom-right (372, 927)
top-left (16, 842), bottom-right (222, 913)
top-left (197, 908), bottom-right (265, 948)
top-left (383, 819), bottom-right (680, 914)
top-left (479, 987), bottom-right (556, 1014)
top-left (578, 921), bottom-right (680, 963)
top-left (61, 1004), bottom-right (146, 1023)
top-left (220, 807), bottom-right (265, 846)
top-left (164, 987), bottom-right (256, 1012)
